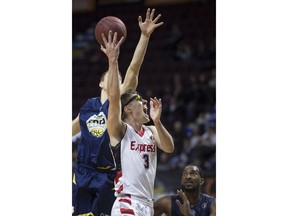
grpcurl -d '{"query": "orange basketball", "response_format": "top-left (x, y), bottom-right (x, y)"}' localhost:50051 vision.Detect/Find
top-left (95, 16), bottom-right (127, 46)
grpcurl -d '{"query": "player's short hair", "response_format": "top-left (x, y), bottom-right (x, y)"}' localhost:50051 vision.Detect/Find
top-left (121, 89), bottom-right (139, 120)
top-left (100, 70), bottom-right (108, 81)
top-left (185, 164), bottom-right (204, 178)
top-left (100, 70), bottom-right (123, 82)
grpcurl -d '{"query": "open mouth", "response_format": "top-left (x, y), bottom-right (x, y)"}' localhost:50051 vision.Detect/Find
top-left (185, 182), bottom-right (193, 186)
top-left (143, 106), bottom-right (148, 114)
top-left (143, 106), bottom-right (149, 118)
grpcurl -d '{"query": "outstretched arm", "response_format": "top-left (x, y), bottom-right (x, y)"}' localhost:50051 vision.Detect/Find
top-left (120, 8), bottom-right (163, 94)
top-left (72, 114), bottom-right (80, 136)
top-left (148, 97), bottom-right (174, 153)
top-left (101, 31), bottom-right (126, 147)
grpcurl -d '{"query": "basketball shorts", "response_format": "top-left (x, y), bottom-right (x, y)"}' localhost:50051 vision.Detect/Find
top-left (72, 164), bottom-right (116, 215)
top-left (111, 194), bottom-right (154, 216)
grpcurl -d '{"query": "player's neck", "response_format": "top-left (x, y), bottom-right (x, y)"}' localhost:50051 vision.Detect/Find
top-left (125, 119), bottom-right (143, 133)
top-left (100, 90), bottom-right (108, 104)
top-left (185, 190), bottom-right (201, 205)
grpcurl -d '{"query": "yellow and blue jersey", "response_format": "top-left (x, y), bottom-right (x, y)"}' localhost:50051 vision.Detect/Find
top-left (73, 97), bottom-right (116, 216)
top-left (78, 97), bottom-right (115, 170)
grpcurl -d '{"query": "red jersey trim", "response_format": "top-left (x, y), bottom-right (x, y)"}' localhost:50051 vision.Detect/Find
top-left (119, 198), bottom-right (131, 205)
top-left (120, 208), bottom-right (135, 215)
top-left (135, 126), bottom-right (145, 137)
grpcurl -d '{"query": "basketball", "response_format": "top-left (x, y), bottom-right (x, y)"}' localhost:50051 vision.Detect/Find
top-left (95, 16), bottom-right (127, 46)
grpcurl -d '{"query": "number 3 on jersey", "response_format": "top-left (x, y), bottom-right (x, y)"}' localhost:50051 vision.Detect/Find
top-left (142, 154), bottom-right (149, 169)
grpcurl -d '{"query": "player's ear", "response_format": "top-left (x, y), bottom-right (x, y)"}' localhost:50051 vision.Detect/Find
top-left (200, 178), bottom-right (204, 186)
top-left (99, 80), bottom-right (104, 88)
top-left (124, 106), bottom-right (132, 113)
top-left (124, 106), bottom-right (129, 111)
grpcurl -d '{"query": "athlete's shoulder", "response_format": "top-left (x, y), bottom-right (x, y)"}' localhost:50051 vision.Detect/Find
top-left (156, 195), bottom-right (172, 203)
top-left (144, 125), bottom-right (156, 135)
top-left (80, 97), bottom-right (99, 107)
top-left (200, 193), bottom-right (215, 209)
top-left (87, 96), bottom-right (100, 103)
top-left (143, 124), bottom-right (153, 131)
top-left (154, 195), bottom-right (172, 211)
top-left (81, 97), bottom-right (109, 110)
top-left (202, 193), bottom-right (215, 200)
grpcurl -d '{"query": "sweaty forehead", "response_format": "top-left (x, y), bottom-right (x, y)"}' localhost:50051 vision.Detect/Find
top-left (184, 165), bottom-right (199, 173)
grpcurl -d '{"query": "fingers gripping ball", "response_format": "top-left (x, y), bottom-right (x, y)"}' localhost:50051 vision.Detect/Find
top-left (95, 16), bottom-right (127, 46)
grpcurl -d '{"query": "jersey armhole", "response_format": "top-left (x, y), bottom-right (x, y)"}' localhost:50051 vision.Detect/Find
top-left (111, 123), bottom-right (127, 149)
top-left (145, 125), bottom-right (154, 134)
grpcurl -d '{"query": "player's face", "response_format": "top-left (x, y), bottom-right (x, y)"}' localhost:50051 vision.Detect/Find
top-left (181, 166), bottom-right (203, 191)
top-left (126, 94), bottom-right (149, 123)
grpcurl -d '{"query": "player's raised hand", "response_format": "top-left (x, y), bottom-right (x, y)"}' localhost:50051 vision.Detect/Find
top-left (101, 31), bottom-right (124, 61)
top-left (149, 97), bottom-right (162, 123)
top-left (138, 8), bottom-right (163, 37)
top-left (176, 189), bottom-right (193, 216)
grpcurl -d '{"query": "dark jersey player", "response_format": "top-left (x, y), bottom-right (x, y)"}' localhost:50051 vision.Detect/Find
top-left (154, 165), bottom-right (216, 216)
top-left (72, 8), bottom-right (163, 216)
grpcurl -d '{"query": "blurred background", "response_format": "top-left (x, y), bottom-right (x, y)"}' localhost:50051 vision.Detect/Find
top-left (72, 0), bottom-right (216, 199)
